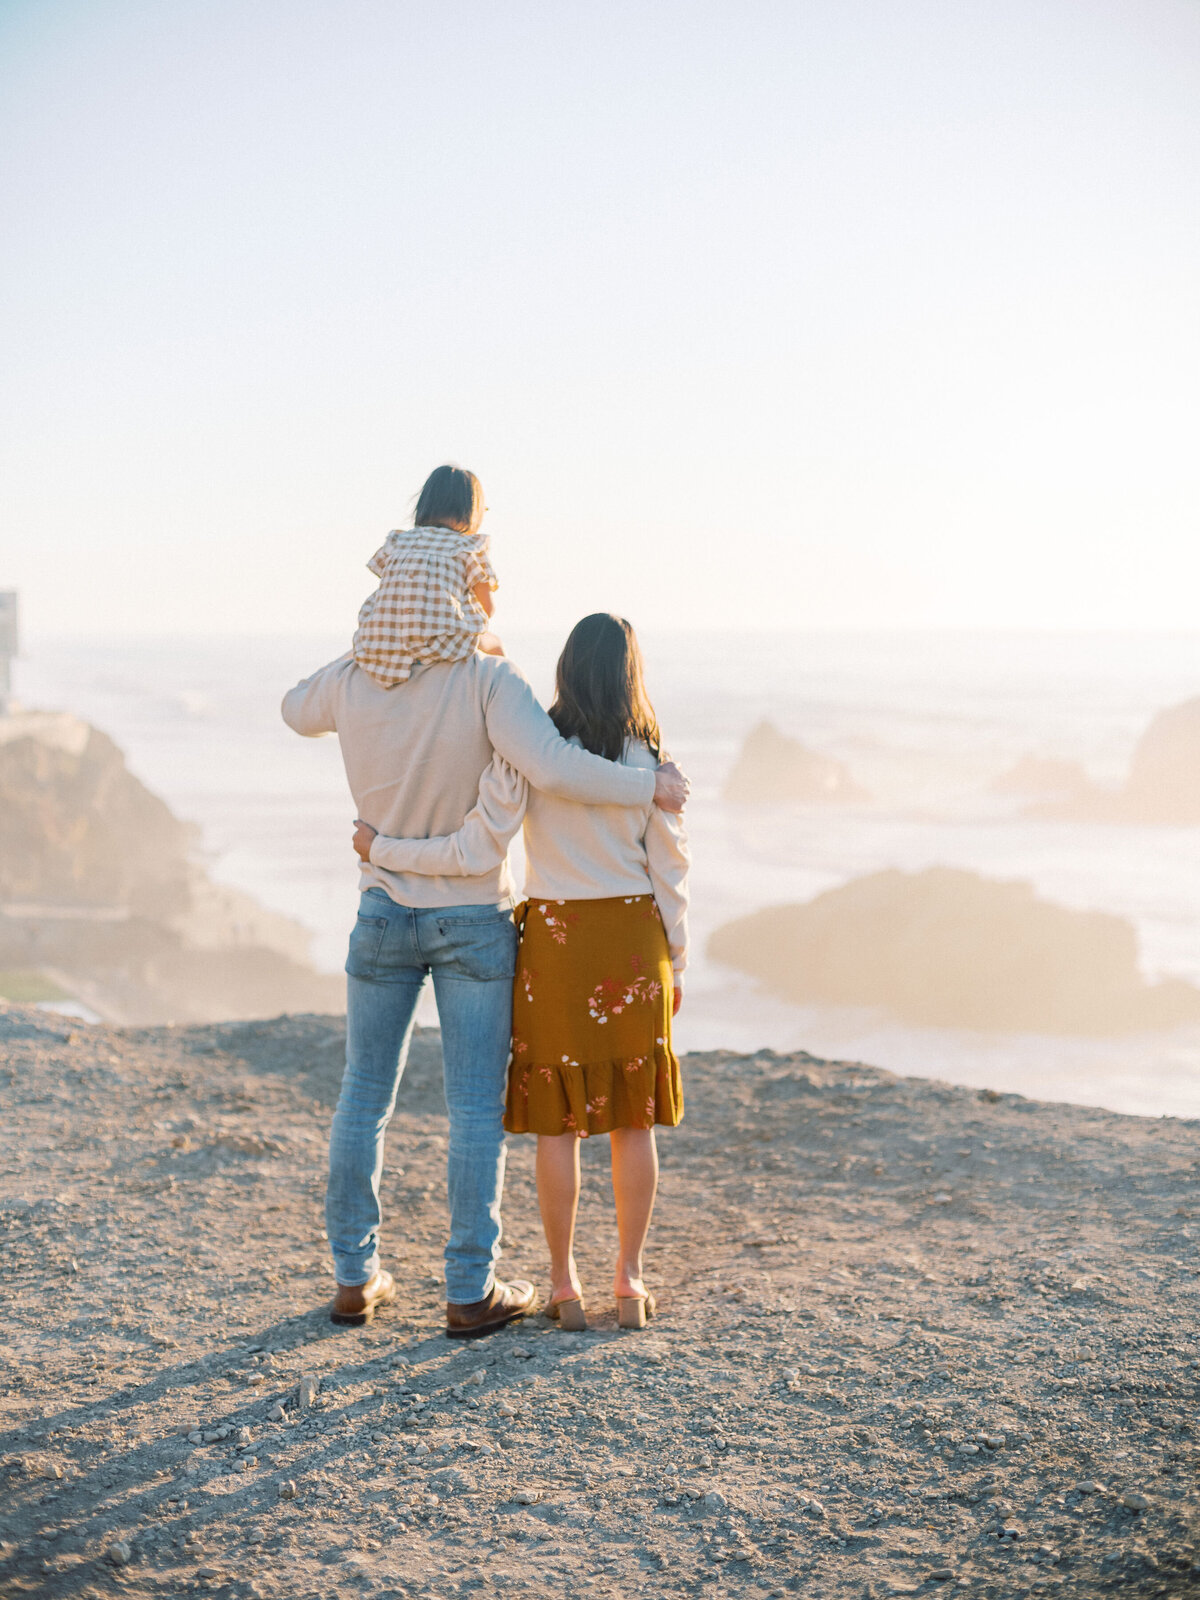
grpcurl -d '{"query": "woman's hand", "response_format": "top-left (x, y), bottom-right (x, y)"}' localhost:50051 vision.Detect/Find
top-left (352, 819), bottom-right (377, 861)
top-left (672, 979), bottom-right (684, 1017)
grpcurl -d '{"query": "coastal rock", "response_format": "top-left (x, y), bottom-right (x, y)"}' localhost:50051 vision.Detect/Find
top-left (723, 721), bottom-right (869, 806)
top-left (708, 866), bottom-right (1200, 1034)
top-left (0, 710), bottom-right (344, 1023)
top-left (990, 755), bottom-right (1099, 806)
top-left (1002, 696), bottom-right (1200, 824)
top-left (1122, 698), bottom-right (1200, 823)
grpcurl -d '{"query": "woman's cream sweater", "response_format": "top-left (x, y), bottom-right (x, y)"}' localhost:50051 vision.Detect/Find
top-left (369, 740), bottom-right (690, 974)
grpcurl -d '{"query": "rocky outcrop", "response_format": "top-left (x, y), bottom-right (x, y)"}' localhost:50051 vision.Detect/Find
top-left (724, 720), bottom-right (869, 805)
top-left (989, 755), bottom-right (1100, 806)
top-left (0, 714), bottom-right (192, 914)
top-left (996, 696), bottom-right (1200, 824)
top-left (1122, 697), bottom-right (1200, 823)
top-left (0, 711), bottom-right (343, 1024)
top-left (709, 866), bottom-right (1200, 1034)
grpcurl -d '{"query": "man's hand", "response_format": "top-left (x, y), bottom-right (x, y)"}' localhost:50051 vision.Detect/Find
top-left (352, 819), bottom-right (377, 861)
top-left (672, 979), bottom-right (684, 1018)
top-left (653, 760), bottom-right (689, 814)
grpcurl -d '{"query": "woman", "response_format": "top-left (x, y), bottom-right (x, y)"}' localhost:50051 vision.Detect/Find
top-left (352, 613), bottom-right (689, 1329)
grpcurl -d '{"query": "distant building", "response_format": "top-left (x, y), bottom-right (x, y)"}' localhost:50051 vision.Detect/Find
top-left (0, 591), bottom-right (17, 714)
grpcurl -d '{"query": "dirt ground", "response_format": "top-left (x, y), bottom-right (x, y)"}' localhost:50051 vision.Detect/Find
top-left (2, 1002), bottom-right (1200, 1599)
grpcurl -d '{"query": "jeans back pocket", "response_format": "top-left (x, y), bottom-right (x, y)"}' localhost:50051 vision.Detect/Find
top-left (345, 913), bottom-right (389, 979)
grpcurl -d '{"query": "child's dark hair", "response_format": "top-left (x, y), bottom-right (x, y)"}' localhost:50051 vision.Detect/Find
top-left (549, 613), bottom-right (661, 763)
top-left (413, 465), bottom-right (484, 533)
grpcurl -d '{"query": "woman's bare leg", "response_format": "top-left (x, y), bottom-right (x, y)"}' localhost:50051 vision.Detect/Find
top-left (610, 1127), bottom-right (658, 1299)
top-left (536, 1132), bottom-right (583, 1304)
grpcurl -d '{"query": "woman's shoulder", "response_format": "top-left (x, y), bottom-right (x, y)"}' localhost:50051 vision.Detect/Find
top-left (622, 738), bottom-right (660, 771)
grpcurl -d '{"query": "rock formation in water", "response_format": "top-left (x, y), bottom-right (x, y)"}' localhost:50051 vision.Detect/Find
top-left (0, 711), bottom-right (344, 1024)
top-left (724, 720), bottom-right (869, 805)
top-left (996, 696), bottom-right (1200, 824)
top-left (1122, 697), bottom-right (1200, 823)
top-left (709, 865), bottom-right (1200, 1034)
top-left (989, 755), bottom-right (1100, 807)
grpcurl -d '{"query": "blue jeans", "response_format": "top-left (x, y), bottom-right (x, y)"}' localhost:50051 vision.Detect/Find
top-left (327, 890), bottom-right (518, 1305)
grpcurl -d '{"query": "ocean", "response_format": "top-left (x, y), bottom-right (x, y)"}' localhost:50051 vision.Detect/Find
top-left (15, 629), bottom-right (1200, 1119)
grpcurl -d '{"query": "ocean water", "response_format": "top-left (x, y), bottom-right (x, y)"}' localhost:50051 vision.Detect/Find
top-left (14, 629), bottom-right (1200, 1119)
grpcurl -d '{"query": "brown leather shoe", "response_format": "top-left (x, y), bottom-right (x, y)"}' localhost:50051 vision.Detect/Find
top-left (330, 1269), bottom-right (397, 1327)
top-left (445, 1278), bottom-right (536, 1339)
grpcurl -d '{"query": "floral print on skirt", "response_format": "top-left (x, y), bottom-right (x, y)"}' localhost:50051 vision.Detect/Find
top-left (504, 894), bottom-right (683, 1137)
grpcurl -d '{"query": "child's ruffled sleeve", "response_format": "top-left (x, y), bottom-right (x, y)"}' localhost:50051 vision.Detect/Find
top-left (366, 542), bottom-right (391, 579)
top-left (464, 545), bottom-right (499, 593)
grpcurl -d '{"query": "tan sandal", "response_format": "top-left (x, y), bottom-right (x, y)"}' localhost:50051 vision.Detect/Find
top-left (545, 1295), bottom-right (588, 1332)
top-left (616, 1292), bottom-right (656, 1330)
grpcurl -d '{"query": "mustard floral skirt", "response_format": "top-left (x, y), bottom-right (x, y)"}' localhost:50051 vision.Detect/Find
top-left (504, 895), bottom-right (684, 1137)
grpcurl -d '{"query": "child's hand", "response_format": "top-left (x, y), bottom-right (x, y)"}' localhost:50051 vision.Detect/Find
top-left (352, 819), bottom-right (377, 861)
top-left (672, 980), bottom-right (684, 1017)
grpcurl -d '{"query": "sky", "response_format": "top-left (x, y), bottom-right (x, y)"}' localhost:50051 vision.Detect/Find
top-left (1, 0), bottom-right (1199, 640)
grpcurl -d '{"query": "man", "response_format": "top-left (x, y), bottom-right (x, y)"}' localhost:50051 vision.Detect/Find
top-left (282, 648), bottom-right (688, 1337)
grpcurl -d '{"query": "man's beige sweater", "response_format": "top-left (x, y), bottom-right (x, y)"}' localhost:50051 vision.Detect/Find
top-left (281, 652), bottom-right (655, 909)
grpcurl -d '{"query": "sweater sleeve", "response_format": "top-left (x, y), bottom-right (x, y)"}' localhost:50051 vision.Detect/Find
top-left (368, 758), bottom-right (528, 877)
top-left (281, 654), bottom-right (352, 737)
top-left (644, 806), bottom-right (691, 976)
top-left (483, 665), bottom-right (655, 807)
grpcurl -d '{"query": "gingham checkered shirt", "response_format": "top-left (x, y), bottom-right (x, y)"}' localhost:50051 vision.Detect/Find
top-left (352, 525), bottom-right (497, 688)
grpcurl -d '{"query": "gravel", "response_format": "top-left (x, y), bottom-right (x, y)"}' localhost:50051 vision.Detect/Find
top-left (3, 1003), bottom-right (1200, 1597)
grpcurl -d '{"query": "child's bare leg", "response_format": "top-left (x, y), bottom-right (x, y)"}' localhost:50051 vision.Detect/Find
top-left (477, 631), bottom-right (505, 657)
top-left (610, 1126), bottom-right (658, 1299)
top-left (536, 1133), bottom-right (583, 1304)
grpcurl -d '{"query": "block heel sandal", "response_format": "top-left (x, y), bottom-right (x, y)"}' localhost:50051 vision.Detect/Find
top-left (546, 1296), bottom-right (588, 1332)
top-left (617, 1292), bottom-right (656, 1330)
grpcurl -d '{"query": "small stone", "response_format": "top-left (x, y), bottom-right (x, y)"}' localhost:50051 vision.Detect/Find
top-left (983, 1434), bottom-right (1006, 1449)
top-left (413, 1442), bottom-right (432, 1457)
top-left (957, 1443), bottom-right (980, 1455)
top-left (1121, 1491), bottom-right (1149, 1513)
top-left (237, 1427), bottom-right (252, 1444)
top-left (297, 1374), bottom-right (320, 1409)
top-left (188, 1431), bottom-right (204, 1444)
top-left (514, 1489), bottom-right (542, 1505)
top-left (465, 1368), bottom-right (486, 1387)
top-left (237, 1457), bottom-right (256, 1473)
top-left (268, 1404), bottom-right (286, 1422)
top-left (277, 1480), bottom-right (297, 1499)
top-left (496, 1401), bottom-right (517, 1418)
top-left (928, 1570), bottom-right (954, 1583)
top-left (804, 1499), bottom-right (827, 1518)
top-left (703, 1491), bottom-right (727, 1511)
top-left (699, 1454), bottom-right (713, 1469)
top-left (245, 1373), bottom-right (265, 1386)
top-left (39, 1461), bottom-right (64, 1480)
top-left (106, 1541), bottom-right (133, 1567)
top-left (1075, 1480), bottom-right (1104, 1495)
top-left (932, 1192), bottom-right (953, 1205)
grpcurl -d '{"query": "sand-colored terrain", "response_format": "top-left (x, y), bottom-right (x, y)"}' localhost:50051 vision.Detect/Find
top-left (3, 1004), bottom-right (1200, 1599)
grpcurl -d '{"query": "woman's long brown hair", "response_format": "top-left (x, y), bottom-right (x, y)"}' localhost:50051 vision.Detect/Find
top-left (548, 613), bottom-right (662, 763)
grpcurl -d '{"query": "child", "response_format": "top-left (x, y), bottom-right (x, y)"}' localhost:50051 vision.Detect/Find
top-left (353, 464), bottom-right (501, 688)
top-left (352, 613), bottom-right (689, 1332)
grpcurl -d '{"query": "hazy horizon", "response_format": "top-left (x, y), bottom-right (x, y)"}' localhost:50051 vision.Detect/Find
top-left (3, 0), bottom-right (1199, 642)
